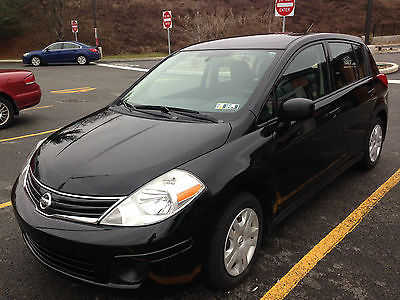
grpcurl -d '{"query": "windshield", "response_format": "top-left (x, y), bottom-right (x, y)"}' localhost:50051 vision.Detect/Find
top-left (119, 49), bottom-right (279, 120)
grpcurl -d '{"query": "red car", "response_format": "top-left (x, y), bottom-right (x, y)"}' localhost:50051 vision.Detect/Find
top-left (0, 69), bottom-right (41, 129)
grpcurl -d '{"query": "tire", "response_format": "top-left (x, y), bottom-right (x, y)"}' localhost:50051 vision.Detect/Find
top-left (31, 56), bottom-right (41, 67)
top-left (359, 117), bottom-right (384, 170)
top-left (0, 97), bottom-right (15, 129)
top-left (76, 55), bottom-right (88, 65)
top-left (204, 192), bottom-right (263, 290)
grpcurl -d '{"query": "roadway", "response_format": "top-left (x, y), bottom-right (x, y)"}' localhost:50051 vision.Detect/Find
top-left (0, 54), bottom-right (399, 299)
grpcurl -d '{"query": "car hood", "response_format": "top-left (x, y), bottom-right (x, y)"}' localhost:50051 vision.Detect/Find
top-left (24, 50), bottom-right (43, 56)
top-left (31, 108), bottom-right (231, 196)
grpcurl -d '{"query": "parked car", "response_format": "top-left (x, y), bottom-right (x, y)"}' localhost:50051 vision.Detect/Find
top-left (12, 33), bottom-right (388, 290)
top-left (0, 70), bottom-right (41, 129)
top-left (22, 41), bottom-right (101, 66)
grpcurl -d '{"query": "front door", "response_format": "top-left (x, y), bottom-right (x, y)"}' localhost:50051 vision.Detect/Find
top-left (274, 43), bottom-right (347, 211)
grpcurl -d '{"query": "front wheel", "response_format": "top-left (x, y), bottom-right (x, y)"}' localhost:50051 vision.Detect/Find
top-left (76, 55), bottom-right (88, 65)
top-left (0, 97), bottom-right (15, 129)
top-left (31, 56), bottom-right (41, 67)
top-left (359, 118), bottom-right (384, 170)
top-left (204, 192), bottom-right (263, 290)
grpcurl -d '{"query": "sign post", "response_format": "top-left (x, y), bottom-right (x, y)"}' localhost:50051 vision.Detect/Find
top-left (162, 11), bottom-right (172, 55)
top-left (275, 0), bottom-right (295, 32)
top-left (71, 20), bottom-right (79, 41)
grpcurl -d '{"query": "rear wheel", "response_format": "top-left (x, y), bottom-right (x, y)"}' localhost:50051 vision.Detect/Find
top-left (31, 56), bottom-right (41, 67)
top-left (0, 97), bottom-right (14, 129)
top-left (77, 55), bottom-right (88, 65)
top-left (204, 192), bottom-right (263, 290)
top-left (359, 117), bottom-right (384, 169)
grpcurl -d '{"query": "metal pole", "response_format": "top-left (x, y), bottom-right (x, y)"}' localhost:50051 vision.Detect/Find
top-left (92, 0), bottom-right (99, 47)
top-left (167, 28), bottom-right (171, 55)
top-left (364, 0), bottom-right (373, 44)
top-left (74, 32), bottom-right (78, 42)
top-left (282, 16), bottom-right (285, 32)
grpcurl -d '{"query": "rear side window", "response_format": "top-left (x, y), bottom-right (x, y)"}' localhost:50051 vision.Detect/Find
top-left (329, 43), bottom-right (358, 89)
top-left (64, 43), bottom-right (81, 49)
top-left (276, 44), bottom-right (329, 102)
top-left (353, 44), bottom-right (368, 79)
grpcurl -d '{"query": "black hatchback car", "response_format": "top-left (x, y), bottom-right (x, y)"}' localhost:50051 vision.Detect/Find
top-left (12, 33), bottom-right (388, 290)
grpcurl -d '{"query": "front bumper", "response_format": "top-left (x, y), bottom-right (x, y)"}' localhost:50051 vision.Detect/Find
top-left (11, 172), bottom-right (203, 289)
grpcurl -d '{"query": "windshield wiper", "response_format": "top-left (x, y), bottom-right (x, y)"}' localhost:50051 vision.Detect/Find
top-left (133, 104), bottom-right (172, 115)
top-left (166, 106), bottom-right (220, 123)
top-left (119, 102), bottom-right (172, 119)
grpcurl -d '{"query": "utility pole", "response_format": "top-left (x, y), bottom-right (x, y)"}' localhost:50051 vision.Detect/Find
top-left (364, 0), bottom-right (373, 45)
top-left (92, 0), bottom-right (99, 47)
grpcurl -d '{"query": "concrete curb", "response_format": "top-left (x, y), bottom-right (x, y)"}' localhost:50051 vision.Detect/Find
top-left (98, 57), bottom-right (165, 63)
top-left (377, 62), bottom-right (399, 74)
top-left (0, 58), bottom-right (164, 64)
top-left (0, 59), bottom-right (22, 63)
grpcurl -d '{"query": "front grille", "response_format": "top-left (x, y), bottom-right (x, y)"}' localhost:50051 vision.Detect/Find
top-left (23, 234), bottom-right (95, 281)
top-left (25, 168), bottom-right (122, 223)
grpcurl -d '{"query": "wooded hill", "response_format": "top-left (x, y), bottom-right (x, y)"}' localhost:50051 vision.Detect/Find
top-left (1, 0), bottom-right (399, 58)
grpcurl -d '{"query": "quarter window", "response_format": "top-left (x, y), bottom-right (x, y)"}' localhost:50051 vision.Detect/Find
top-left (276, 44), bottom-right (329, 102)
top-left (329, 43), bottom-right (358, 89)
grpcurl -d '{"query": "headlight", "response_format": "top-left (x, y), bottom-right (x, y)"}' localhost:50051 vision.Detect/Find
top-left (100, 169), bottom-right (205, 226)
top-left (23, 52), bottom-right (30, 57)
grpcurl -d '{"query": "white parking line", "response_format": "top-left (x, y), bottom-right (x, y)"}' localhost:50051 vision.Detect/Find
top-left (388, 79), bottom-right (400, 84)
top-left (95, 63), bottom-right (149, 72)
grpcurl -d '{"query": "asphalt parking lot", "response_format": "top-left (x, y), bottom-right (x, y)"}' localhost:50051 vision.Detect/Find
top-left (1, 54), bottom-right (399, 299)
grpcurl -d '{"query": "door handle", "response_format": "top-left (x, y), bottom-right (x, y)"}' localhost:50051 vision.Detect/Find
top-left (368, 88), bottom-right (375, 96)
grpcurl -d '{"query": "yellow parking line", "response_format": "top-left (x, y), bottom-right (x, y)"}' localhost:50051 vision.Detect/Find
top-left (0, 201), bottom-right (11, 209)
top-left (23, 105), bottom-right (55, 111)
top-left (0, 128), bottom-right (61, 143)
top-left (261, 168), bottom-right (400, 300)
top-left (50, 87), bottom-right (96, 94)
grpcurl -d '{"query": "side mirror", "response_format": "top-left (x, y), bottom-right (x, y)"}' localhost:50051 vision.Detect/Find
top-left (43, 48), bottom-right (49, 52)
top-left (279, 98), bottom-right (314, 121)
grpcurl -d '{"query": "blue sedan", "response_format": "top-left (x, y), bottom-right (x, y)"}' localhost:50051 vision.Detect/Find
top-left (22, 41), bottom-right (101, 66)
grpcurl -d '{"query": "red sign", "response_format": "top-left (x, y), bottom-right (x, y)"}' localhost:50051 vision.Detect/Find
top-left (71, 20), bottom-right (79, 33)
top-left (275, 0), bottom-right (295, 17)
top-left (163, 11), bottom-right (172, 29)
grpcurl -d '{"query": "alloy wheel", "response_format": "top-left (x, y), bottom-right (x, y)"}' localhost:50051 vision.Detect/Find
top-left (0, 102), bottom-right (10, 126)
top-left (77, 56), bottom-right (87, 65)
top-left (224, 208), bottom-right (259, 276)
top-left (369, 123), bottom-right (383, 163)
top-left (31, 57), bottom-right (41, 67)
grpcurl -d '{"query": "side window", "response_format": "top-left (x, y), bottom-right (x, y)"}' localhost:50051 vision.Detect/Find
top-left (47, 43), bottom-right (62, 50)
top-left (64, 43), bottom-right (80, 49)
top-left (276, 44), bottom-right (329, 103)
top-left (353, 44), bottom-right (368, 79)
top-left (329, 43), bottom-right (358, 89)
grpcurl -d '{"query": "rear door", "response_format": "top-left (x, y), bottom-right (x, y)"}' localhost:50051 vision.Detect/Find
top-left (274, 42), bottom-right (348, 211)
top-left (327, 42), bottom-right (377, 158)
top-left (62, 42), bottom-right (82, 62)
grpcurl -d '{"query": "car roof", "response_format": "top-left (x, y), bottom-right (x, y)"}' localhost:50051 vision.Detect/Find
top-left (183, 33), bottom-right (364, 51)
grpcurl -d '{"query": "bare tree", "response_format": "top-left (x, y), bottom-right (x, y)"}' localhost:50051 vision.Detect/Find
top-left (38, 0), bottom-right (66, 40)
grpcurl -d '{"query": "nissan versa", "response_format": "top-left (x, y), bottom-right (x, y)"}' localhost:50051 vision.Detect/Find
top-left (12, 33), bottom-right (388, 290)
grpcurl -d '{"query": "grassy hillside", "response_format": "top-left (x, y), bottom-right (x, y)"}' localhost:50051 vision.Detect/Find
top-left (1, 0), bottom-right (399, 58)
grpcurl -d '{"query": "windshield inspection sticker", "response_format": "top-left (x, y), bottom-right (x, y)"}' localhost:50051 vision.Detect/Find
top-left (215, 103), bottom-right (240, 110)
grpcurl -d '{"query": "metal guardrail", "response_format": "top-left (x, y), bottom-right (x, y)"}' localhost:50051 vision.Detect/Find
top-left (373, 23), bottom-right (400, 37)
